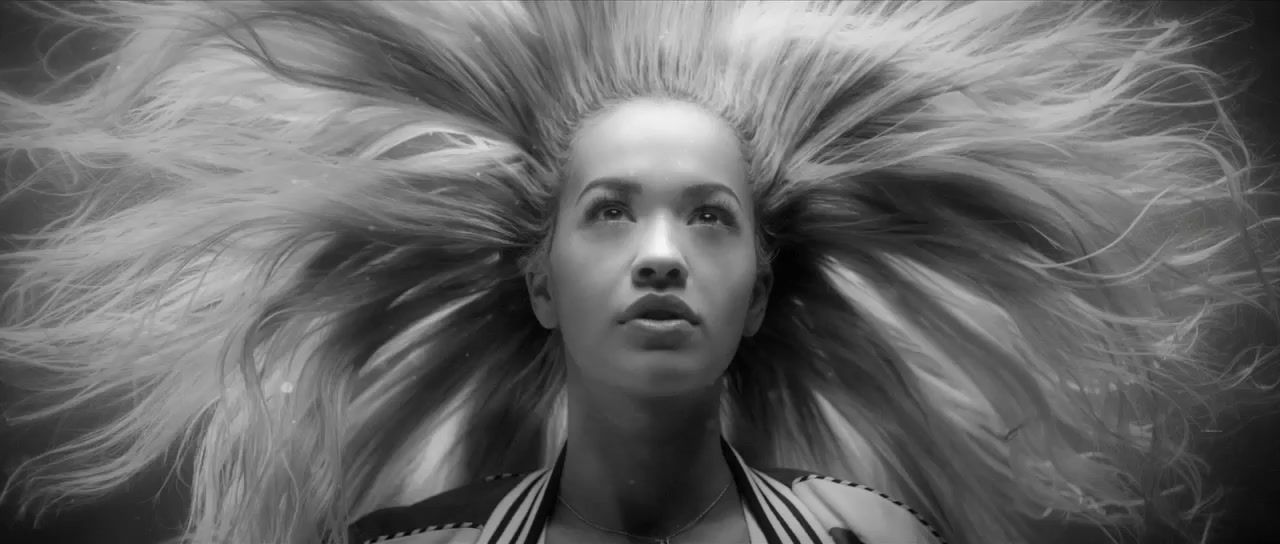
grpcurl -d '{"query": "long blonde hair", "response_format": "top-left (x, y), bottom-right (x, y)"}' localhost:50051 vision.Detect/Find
top-left (2, 2), bottom-right (1277, 544)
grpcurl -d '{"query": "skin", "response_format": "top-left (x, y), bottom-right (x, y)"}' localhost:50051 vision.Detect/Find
top-left (526, 98), bottom-right (772, 543)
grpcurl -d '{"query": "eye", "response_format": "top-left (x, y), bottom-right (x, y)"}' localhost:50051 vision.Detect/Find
top-left (693, 209), bottom-right (721, 224)
top-left (584, 197), bottom-right (632, 222)
top-left (598, 206), bottom-right (627, 221)
top-left (690, 205), bottom-right (737, 227)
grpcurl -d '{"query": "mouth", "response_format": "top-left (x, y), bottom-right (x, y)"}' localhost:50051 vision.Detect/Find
top-left (619, 294), bottom-right (701, 325)
top-left (621, 311), bottom-right (698, 349)
top-left (637, 310), bottom-right (685, 321)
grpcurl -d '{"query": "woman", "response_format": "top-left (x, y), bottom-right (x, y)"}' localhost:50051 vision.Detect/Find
top-left (1, 2), bottom-right (1276, 544)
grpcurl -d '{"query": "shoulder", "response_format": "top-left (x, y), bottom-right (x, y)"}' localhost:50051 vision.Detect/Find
top-left (759, 468), bottom-right (948, 544)
top-left (347, 472), bottom-right (527, 544)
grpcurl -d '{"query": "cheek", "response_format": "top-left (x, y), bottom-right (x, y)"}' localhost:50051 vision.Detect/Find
top-left (722, 271), bottom-right (758, 323)
top-left (546, 234), bottom-right (608, 323)
top-left (705, 253), bottom-right (759, 330)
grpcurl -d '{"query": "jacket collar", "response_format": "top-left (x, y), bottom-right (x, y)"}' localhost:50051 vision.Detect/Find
top-left (473, 438), bottom-right (834, 544)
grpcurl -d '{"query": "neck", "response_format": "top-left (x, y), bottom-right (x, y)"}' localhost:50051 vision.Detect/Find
top-left (556, 375), bottom-right (735, 539)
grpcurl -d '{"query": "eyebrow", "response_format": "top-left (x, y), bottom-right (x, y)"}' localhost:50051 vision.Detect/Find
top-left (574, 178), bottom-right (742, 206)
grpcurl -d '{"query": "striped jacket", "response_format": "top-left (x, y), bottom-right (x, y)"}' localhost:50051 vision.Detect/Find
top-left (348, 439), bottom-right (947, 544)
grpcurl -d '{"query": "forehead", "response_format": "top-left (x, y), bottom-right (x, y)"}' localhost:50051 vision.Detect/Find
top-left (566, 100), bottom-right (748, 199)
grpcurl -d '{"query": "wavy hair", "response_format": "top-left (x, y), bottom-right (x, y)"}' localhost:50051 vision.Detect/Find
top-left (2, 2), bottom-right (1278, 544)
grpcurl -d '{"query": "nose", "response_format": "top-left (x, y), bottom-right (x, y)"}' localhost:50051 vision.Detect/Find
top-left (631, 218), bottom-right (687, 290)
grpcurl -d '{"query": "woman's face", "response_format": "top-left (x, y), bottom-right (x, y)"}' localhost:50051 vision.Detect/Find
top-left (527, 99), bottom-right (770, 397)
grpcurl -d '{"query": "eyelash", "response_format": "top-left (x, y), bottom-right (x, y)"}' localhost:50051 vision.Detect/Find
top-left (694, 198), bottom-right (739, 227)
top-left (583, 195), bottom-right (739, 227)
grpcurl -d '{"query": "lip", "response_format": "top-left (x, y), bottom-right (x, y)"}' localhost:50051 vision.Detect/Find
top-left (618, 294), bottom-right (701, 325)
top-left (623, 318), bottom-right (696, 349)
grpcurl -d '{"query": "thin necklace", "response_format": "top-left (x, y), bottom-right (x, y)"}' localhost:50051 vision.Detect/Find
top-left (556, 481), bottom-right (733, 544)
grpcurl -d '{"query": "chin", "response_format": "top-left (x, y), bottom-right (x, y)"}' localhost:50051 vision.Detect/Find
top-left (613, 355), bottom-right (726, 397)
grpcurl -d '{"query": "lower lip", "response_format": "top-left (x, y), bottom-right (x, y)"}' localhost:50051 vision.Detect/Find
top-left (623, 319), bottom-right (695, 348)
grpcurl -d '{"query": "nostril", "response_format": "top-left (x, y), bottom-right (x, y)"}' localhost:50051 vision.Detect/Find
top-left (633, 264), bottom-right (685, 287)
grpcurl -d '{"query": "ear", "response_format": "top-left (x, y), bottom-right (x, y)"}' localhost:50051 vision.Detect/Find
top-left (525, 265), bottom-right (558, 330)
top-left (743, 267), bottom-right (773, 338)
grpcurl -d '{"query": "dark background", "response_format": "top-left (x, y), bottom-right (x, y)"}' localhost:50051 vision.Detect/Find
top-left (1, 2), bottom-right (1278, 543)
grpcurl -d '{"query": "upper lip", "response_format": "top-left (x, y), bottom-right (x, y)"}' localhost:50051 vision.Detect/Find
top-left (619, 294), bottom-right (701, 325)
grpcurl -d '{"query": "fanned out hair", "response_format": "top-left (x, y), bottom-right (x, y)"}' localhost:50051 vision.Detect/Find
top-left (2, 2), bottom-right (1278, 544)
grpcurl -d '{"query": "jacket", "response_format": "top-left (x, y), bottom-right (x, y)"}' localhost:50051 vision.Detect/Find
top-left (348, 438), bottom-right (947, 544)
